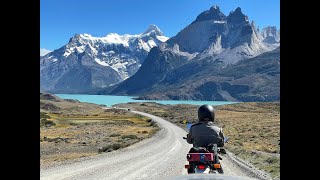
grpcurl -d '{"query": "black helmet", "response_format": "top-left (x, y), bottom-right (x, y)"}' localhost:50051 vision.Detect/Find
top-left (198, 104), bottom-right (215, 122)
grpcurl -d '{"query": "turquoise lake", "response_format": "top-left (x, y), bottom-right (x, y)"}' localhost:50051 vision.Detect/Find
top-left (55, 94), bottom-right (238, 107)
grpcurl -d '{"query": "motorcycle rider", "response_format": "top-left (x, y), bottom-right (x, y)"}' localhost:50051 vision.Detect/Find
top-left (186, 104), bottom-right (225, 173)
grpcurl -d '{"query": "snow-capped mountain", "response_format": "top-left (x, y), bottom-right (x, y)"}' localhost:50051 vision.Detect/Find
top-left (162, 6), bottom-right (279, 65)
top-left (106, 6), bottom-right (280, 102)
top-left (40, 24), bottom-right (168, 93)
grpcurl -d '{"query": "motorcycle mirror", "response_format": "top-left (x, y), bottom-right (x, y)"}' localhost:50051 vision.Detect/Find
top-left (224, 136), bottom-right (229, 143)
top-left (186, 123), bottom-right (193, 130)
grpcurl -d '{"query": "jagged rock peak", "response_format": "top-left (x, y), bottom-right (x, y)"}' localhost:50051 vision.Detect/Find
top-left (143, 24), bottom-right (163, 36)
top-left (227, 7), bottom-right (249, 24)
top-left (193, 5), bottom-right (226, 23)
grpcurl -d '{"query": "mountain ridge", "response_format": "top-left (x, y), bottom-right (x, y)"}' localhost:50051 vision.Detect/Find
top-left (103, 6), bottom-right (280, 101)
top-left (41, 5), bottom-right (280, 101)
top-left (40, 25), bottom-right (168, 93)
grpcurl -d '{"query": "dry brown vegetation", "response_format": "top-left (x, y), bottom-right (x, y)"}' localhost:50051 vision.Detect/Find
top-left (116, 102), bottom-right (280, 179)
top-left (216, 102), bottom-right (280, 179)
top-left (40, 94), bottom-right (159, 168)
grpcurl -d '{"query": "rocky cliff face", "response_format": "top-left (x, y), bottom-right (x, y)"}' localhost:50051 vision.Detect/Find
top-left (261, 26), bottom-right (280, 44)
top-left (137, 47), bottom-right (280, 102)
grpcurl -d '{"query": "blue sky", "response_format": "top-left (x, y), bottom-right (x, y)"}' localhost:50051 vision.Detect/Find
top-left (40, 0), bottom-right (280, 50)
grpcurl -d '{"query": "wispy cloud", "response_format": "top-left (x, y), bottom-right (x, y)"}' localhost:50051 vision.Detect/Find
top-left (40, 48), bottom-right (52, 56)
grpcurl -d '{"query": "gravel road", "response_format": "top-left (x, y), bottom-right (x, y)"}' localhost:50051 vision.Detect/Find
top-left (40, 110), bottom-right (258, 180)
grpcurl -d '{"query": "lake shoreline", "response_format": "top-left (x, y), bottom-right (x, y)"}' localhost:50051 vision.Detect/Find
top-left (55, 94), bottom-right (238, 107)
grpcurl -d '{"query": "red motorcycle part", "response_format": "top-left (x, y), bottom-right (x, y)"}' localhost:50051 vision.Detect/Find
top-left (187, 153), bottom-right (214, 162)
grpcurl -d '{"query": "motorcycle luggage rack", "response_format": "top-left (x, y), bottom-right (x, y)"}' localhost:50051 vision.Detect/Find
top-left (187, 153), bottom-right (214, 162)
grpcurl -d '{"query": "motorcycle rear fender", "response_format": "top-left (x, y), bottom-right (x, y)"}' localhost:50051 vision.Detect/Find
top-left (194, 166), bottom-right (211, 174)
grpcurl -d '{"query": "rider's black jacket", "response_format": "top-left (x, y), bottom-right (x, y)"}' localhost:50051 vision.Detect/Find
top-left (187, 121), bottom-right (224, 147)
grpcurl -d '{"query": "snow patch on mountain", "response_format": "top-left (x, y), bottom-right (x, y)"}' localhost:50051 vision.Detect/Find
top-left (213, 21), bottom-right (226, 23)
top-left (156, 35), bottom-right (169, 42)
top-left (94, 58), bottom-right (109, 66)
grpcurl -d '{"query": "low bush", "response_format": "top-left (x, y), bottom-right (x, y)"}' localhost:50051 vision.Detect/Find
top-left (121, 135), bottom-right (138, 139)
top-left (98, 143), bottom-right (122, 153)
top-left (40, 118), bottom-right (56, 127)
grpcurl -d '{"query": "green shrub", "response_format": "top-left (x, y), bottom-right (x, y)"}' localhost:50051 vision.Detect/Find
top-left (265, 157), bottom-right (278, 164)
top-left (40, 118), bottom-right (56, 127)
top-left (69, 122), bottom-right (77, 126)
top-left (98, 145), bottom-right (112, 153)
top-left (40, 102), bottom-right (61, 111)
top-left (121, 135), bottom-right (138, 139)
top-left (112, 143), bottom-right (121, 150)
top-left (98, 143), bottom-right (122, 153)
top-left (150, 120), bottom-right (157, 127)
top-left (110, 133), bottom-right (120, 137)
top-left (40, 112), bottom-right (50, 119)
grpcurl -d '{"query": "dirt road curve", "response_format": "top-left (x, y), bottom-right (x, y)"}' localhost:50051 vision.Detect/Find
top-left (40, 110), bottom-right (253, 180)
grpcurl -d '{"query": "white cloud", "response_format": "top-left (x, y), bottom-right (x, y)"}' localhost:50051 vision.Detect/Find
top-left (40, 48), bottom-right (52, 56)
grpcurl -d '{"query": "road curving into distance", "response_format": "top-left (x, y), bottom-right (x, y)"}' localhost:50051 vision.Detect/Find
top-left (40, 110), bottom-right (258, 180)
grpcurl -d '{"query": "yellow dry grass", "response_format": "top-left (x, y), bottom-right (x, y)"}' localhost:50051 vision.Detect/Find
top-left (214, 102), bottom-right (280, 178)
top-left (216, 103), bottom-right (280, 154)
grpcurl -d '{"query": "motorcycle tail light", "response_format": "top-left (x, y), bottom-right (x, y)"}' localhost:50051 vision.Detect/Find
top-left (185, 165), bottom-right (190, 169)
top-left (198, 165), bottom-right (206, 169)
top-left (213, 164), bottom-right (221, 169)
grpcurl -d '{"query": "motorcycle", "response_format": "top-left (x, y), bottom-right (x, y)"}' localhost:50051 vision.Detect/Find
top-left (183, 123), bottom-right (228, 174)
